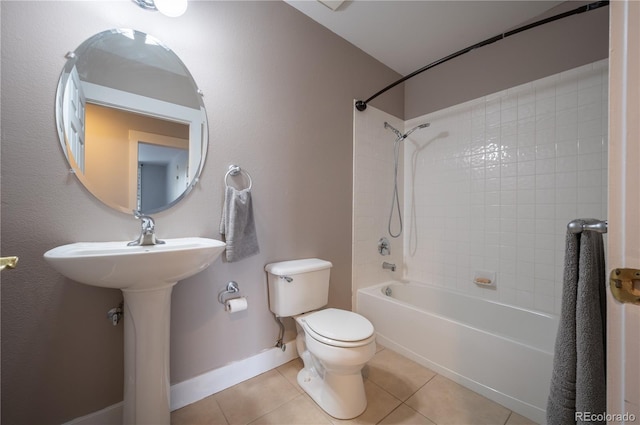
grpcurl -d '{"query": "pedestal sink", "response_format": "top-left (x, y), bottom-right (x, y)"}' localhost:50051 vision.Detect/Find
top-left (44, 237), bottom-right (225, 425)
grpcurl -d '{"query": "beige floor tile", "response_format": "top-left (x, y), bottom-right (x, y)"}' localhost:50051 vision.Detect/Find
top-left (506, 411), bottom-right (538, 425)
top-left (276, 357), bottom-right (305, 392)
top-left (171, 394), bottom-right (228, 425)
top-left (249, 394), bottom-right (332, 425)
top-left (327, 380), bottom-right (402, 425)
top-left (215, 369), bottom-right (300, 425)
top-left (378, 404), bottom-right (436, 425)
top-left (405, 375), bottom-right (511, 425)
top-left (176, 348), bottom-right (527, 425)
top-left (366, 348), bottom-right (436, 401)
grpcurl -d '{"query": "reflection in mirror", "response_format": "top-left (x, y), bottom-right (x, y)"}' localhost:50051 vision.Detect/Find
top-left (138, 142), bottom-right (188, 212)
top-left (55, 29), bottom-right (208, 215)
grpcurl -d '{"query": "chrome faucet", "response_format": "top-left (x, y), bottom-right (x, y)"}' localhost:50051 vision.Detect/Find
top-left (128, 213), bottom-right (165, 246)
top-left (382, 262), bottom-right (396, 272)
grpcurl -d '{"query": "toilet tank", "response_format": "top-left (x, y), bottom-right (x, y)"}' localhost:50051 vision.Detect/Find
top-left (265, 258), bottom-right (332, 317)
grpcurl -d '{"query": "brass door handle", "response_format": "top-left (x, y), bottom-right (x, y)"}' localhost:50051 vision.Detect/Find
top-left (610, 268), bottom-right (640, 305)
top-left (0, 256), bottom-right (19, 271)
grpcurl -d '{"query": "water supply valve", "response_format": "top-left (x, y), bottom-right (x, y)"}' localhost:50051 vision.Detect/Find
top-left (378, 237), bottom-right (390, 256)
top-left (107, 302), bottom-right (124, 326)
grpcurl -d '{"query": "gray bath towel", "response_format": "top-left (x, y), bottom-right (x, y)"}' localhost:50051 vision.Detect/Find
top-left (547, 219), bottom-right (606, 425)
top-left (220, 186), bottom-right (259, 262)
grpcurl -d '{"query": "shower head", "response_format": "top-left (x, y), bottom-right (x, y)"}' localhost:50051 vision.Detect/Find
top-left (385, 121), bottom-right (430, 140)
top-left (404, 122), bottom-right (430, 137)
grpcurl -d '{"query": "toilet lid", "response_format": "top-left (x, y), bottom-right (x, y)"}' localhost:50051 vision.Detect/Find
top-left (304, 308), bottom-right (374, 342)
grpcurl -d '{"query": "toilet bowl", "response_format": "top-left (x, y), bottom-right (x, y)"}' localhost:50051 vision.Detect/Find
top-left (295, 308), bottom-right (376, 419)
top-left (265, 259), bottom-right (376, 419)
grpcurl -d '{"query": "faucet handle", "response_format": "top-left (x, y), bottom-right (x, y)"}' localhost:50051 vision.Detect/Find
top-left (378, 237), bottom-right (391, 256)
top-left (128, 212), bottom-right (165, 246)
top-left (140, 216), bottom-right (155, 232)
top-left (133, 211), bottom-right (155, 230)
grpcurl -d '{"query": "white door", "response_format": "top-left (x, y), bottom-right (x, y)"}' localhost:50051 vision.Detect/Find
top-left (608, 1), bottom-right (640, 422)
top-left (63, 66), bottom-right (86, 173)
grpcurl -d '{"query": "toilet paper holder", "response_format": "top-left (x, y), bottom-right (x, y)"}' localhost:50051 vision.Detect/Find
top-left (218, 281), bottom-right (240, 305)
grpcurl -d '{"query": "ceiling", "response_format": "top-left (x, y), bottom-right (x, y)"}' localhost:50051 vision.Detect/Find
top-left (284, 0), bottom-right (564, 76)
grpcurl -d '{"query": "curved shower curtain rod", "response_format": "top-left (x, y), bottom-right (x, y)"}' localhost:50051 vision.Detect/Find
top-left (354, 0), bottom-right (609, 112)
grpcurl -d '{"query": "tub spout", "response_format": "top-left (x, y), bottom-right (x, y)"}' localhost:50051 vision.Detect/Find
top-left (382, 262), bottom-right (396, 272)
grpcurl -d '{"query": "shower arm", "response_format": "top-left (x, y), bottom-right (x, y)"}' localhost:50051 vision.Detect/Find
top-left (355, 0), bottom-right (609, 112)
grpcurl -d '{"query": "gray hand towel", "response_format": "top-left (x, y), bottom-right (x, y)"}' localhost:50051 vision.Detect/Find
top-left (547, 220), bottom-right (606, 425)
top-left (220, 186), bottom-right (259, 262)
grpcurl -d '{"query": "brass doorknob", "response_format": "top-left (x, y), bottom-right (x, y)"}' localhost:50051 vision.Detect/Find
top-left (610, 268), bottom-right (640, 305)
top-left (0, 256), bottom-right (19, 271)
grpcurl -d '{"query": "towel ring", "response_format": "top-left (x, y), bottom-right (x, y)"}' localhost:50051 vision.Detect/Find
top-left (225, 165), bottom-right (252, 191)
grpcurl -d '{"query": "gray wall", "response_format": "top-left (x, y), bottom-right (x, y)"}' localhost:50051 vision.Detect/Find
top-left (405, 1), bottom-right (609, 118)
top-left (0, 2), bottom-right (402, 423)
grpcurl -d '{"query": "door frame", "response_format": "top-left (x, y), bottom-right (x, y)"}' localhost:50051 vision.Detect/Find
top-left (607, 0), bottom-right (639, 421)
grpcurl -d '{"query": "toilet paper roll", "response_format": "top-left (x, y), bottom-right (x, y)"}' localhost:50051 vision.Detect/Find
top-left (226, 297), bottom-right (248, 313)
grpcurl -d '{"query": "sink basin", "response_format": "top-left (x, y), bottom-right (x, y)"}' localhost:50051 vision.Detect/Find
top-left (44, 237), bottom-right (225, 290)
top-left (43, 237), bottom-right (225, 425)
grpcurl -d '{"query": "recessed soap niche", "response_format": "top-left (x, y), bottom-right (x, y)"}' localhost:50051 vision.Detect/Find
top-left (473, 270), bottom-right (496, 288)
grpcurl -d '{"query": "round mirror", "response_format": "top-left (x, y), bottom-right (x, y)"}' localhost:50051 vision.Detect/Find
top-left (55, 29), bottom-right (208, 215)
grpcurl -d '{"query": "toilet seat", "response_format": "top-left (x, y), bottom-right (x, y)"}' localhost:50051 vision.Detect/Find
top-left (297, 308), bottom-right (375, 348)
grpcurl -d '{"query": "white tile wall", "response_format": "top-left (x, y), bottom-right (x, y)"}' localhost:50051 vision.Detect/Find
top-left (352, 104), bottom-right (405, 308)
top-left (402, 60), bottom-right (608, 314)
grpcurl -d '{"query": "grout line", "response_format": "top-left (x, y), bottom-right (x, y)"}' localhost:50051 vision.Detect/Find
top-left (217, 398), bottom-right (231, 425)
top-left (375, 403), bottom-right (403, 425)
top-left (503, 410), bottom-right (514, 425)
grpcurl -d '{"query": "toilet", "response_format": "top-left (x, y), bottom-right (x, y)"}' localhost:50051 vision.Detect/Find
top-left (265, 258), bottom-right (376, 419)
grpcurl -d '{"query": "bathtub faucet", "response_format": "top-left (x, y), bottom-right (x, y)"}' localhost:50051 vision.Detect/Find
top-left (382, 262), bottom-right (396, 272)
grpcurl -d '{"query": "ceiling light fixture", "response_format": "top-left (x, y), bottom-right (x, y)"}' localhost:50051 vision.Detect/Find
top-left (132, 0), bottom-right (188, 18)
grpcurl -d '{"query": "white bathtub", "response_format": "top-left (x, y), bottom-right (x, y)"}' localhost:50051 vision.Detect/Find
top-left (357, 281), bottom-right (559, 424)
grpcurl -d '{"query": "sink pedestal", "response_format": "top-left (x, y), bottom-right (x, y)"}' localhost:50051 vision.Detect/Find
top-left (42, 237), bottom-right (226, 425)
top-left (122, 283), bottom-right (176, 425)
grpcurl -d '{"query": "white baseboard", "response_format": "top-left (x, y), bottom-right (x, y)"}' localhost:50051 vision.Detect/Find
top-left (64, 341), bottom-right (298, 425)
top-left (63, 402), bottom-right (124, 425)
top-left (170, 340), bottom-right (298, 410)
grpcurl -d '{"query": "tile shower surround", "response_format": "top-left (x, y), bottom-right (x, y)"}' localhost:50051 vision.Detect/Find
top-left (354, 60), bottom-right (608, 315)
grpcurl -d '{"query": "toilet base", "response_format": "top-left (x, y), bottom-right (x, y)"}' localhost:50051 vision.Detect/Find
top-left (297, 367), bottom-right (367, 419)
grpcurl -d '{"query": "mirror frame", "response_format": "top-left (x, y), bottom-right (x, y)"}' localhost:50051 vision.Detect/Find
top-left (55, 28), bottom-right (208, 215)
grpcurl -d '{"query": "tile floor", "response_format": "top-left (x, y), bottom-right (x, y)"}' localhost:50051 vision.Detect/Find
top-left (171, 346), bottom-right (538, 425)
